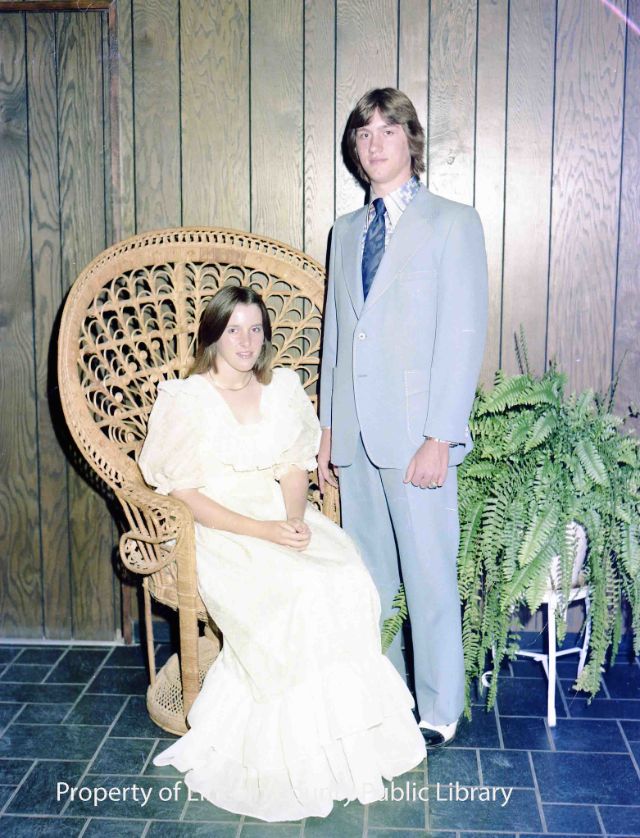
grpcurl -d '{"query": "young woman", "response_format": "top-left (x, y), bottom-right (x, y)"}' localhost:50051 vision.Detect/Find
top-left (138, 285), bottom-right (425, 821)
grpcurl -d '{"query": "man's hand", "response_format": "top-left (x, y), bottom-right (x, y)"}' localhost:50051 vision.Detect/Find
top-left (404, 438), bottom-right (449, 489)
top-left (318, 427), bottom-right (338, 491)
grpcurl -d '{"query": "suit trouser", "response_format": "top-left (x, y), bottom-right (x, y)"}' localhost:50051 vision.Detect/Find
top-left (338, 433), bottom-right (465, 725)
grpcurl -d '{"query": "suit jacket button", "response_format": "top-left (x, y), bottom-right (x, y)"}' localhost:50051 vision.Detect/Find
top-left (357, 332), bottom-right (366, 340)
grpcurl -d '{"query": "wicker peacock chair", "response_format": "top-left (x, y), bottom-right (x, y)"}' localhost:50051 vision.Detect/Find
top-left (57, 228), bottom-right (339, 735)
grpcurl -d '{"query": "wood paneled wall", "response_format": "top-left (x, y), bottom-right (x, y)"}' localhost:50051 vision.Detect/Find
top-left (1, 0), bottom-right (638, 639)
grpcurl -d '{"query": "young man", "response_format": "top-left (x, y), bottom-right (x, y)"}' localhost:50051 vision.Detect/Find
top-left (318, 88), bottom-right (488, 746)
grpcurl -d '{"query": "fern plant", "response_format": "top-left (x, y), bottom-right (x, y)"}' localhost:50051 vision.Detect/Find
top-left (383, 347), bottom-right (640, 715)
top-left (458, 357), bottom-right (640, 714)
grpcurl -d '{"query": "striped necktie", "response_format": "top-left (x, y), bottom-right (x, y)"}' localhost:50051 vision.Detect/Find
top-left (362, 197), bottom-right (386, 299)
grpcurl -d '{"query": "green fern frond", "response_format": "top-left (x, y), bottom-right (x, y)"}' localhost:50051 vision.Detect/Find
top-left (575, 438), bottom-right (609, 486)
top-left (381, 584), bottom-right (408, 653)
top-left (479, 374), bottom-right (532, 414)
top-left (525, 412), bottom-right (558, 452)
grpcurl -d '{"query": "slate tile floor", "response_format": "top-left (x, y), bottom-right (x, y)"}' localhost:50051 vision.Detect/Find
top-left (0, 641), bottom-right (639, 837)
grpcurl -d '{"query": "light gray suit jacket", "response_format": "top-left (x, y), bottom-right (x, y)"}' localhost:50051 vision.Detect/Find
top-left (319, 185), bottom-right (488, 469)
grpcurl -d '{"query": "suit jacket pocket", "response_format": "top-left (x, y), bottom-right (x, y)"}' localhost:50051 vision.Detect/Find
top-left (404, 369), bottom-right (430, 443)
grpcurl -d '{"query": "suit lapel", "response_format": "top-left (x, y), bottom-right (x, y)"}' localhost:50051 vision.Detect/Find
top-left (340, 206), bottom-right (367, 315)
top-left (363, 187), bottom-right (436, 311)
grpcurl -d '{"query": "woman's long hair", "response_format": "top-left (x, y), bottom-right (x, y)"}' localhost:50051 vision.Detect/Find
top-left (189, 285), bottom-right (273, 384)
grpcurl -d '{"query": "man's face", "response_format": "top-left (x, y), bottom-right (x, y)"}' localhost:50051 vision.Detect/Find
top-left (355, 109), bottom-right (413, 196)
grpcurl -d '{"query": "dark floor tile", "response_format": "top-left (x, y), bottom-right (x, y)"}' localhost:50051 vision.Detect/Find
top-left (64, 693), bottom-right (128, 726)
top-left (104, 645), bottom-right (147, 668)
top-left (82, 818), bottom-right (148, 836)
top-left (111, 696), bottom-right (175, 739)
top-left (479, 750), bottom-right (534, 788)
top-left (154, 644), bottom-right (176, 669)
top-left (17, 704), bottom-right (72, 724)
top-left (0, 723), bottom-right (105, 760)
top-left (495, 678), bottom-right (566, 718)
top-left (459, 833), bottom-right (516, 838)
top-left (0, 703), bottom-right (22, 727)
top-left (1, 665), bottom-right (52, 683)
top-left (88, 667), bottom-right (149, 695)
top-left (304, 800), bottom-right (364, 836)
top-left (6, 760), bottom-right (86, 815)
top-left (499, 717), bottom-right (551, 750)
top-left (429, 787), bottom-right (541, 832)
top-left (622, 720), bottom-right (640, 740)
top-left (183, 795), bottom-right (242, 822)
top-left (599, 804), bottom-right (640, 835)
top-left (0, 785), bottom-right (15, 806)
top-left (238, 826), bottom-right (301, 837)
top-left (370, 832), bottom-right (455, 838)
top-left (603, 663), bottom-right (640, 699)
top-left (565, 696), bottom-right (640, 719)
top-left (46, 650), bottom-right (108, 685)
top-left (0, 648), bottom-right (22, 664)
top-left (143, 740), bottom-right (183, 778)
top-left (367, 794), bottom-right (425, 829)
top-left (454, 709), bottom-right (501, 749)
top-left (0, 815), bottom-right (87, 836)
top-left (15, 648), bottom-right (65, 665)
top-left (0, 758), bottom-right (34, 785)
top-left (0, 682), bottom-right (84, 704)
top-left (148, 824), bottom-right (237, 837)
top-left (532, 751), bottom-right (640, 804)
top-left (510, 658), bottom-right (583, 680)
top-left (427, 748), bottom-right (479, 785)
top-left (63, 775), bottom-right (184, 820)
top-left (630, 740), bottom-right (640, 763)
top-left (89, 737), bottom-right (154, 774)
top-left (549, 717), bottom-right (626, 752)
top-left (519, 834), bottom-right (598, 838)
top-left (542, 802), bottom-right (602, 835)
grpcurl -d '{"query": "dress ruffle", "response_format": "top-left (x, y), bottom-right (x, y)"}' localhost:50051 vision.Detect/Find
top-left (139, 369), bottom-right (320, 492)
top-left (153, 648), bottom-right (425, 821)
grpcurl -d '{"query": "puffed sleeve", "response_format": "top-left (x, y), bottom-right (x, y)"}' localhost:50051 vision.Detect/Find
top-left (138, 380), bottom-right (208, 495)
top-left (272, 370), bottom-right (322, 480)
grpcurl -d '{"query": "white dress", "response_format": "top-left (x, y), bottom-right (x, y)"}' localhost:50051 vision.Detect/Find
top-left (138, 368), bottom-right (425, 822)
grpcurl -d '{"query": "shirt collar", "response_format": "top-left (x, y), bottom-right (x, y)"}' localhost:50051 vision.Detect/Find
top-left (368, 175), bottom-right (421, 229)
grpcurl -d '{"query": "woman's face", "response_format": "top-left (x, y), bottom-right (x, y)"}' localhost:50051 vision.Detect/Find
top-left (214, 303), bottom-right (265, 374)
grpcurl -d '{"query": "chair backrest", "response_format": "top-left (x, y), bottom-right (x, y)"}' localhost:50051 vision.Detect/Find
top-left (58, 228), bottom-right (326, 494)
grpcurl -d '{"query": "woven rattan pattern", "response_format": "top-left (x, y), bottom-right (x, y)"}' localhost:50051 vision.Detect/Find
top-left (58, 227), bottom-right (338, 732)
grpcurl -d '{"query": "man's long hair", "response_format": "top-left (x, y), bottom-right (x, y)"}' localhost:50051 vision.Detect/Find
top-left (343, 88), bottom-right (425, 185)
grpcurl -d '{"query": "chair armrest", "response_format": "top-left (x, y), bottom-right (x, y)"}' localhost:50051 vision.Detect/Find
top-left (321, 482), bottom-right (341, 525)
top-left (116, 478), bottom-right (195, 576)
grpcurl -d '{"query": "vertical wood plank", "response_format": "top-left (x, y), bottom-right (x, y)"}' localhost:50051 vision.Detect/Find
top-left (57, 11), bottom-right (115, 639)
top-left (112, 0), bottom-right (135, 241)
top-left (548, 0), bottom-right (626, 395)
top-left (501, 0), bottom-right (555, 378)
top-left (475, 0), bottom-right (508, 384)
top-left (398, 0), bottom-right (429, 151)
top-left (303, 0), bottom-right (335, 263)
top-left (335, 0), bottom-right (398, 216)
top-left (182, 0), bottom-right (250, 229)
top-left (251, 0), bottom-right (303, 247)
top-left (133, 0), bottom-right (181, 230)
top-left (26, 12), bottom-right (73, 638)
top-left (428, 0), bottom-right (476, 203)
top-left (614, 0), bottom-right (640, 430)
top-left (0, 13), bottom-right (42, 638)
